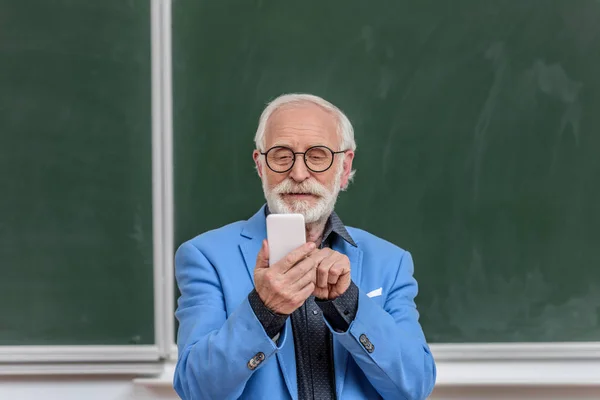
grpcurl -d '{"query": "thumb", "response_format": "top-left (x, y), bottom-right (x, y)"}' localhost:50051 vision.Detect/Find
top-left (255, 240), bottom-right (270, 269)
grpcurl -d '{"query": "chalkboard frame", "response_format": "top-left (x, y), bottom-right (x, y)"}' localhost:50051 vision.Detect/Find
top-left (0, 0), bottom-right (174, 373)
top-left (3, 0), bottom-right (600, 386)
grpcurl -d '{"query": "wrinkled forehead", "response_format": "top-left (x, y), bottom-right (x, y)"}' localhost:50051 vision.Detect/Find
top-left (264, 103), bottom-right (340, 149)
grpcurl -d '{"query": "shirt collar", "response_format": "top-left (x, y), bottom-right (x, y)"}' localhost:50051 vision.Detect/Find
top-left (264, 205), bottom-right (357, 248)
top-left (321, 210), bottom-right (357, 247)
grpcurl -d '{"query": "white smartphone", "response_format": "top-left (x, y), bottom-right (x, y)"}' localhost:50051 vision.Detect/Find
top-left (266, 213), bottom-right (306, 266)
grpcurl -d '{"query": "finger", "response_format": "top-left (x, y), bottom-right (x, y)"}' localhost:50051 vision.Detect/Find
top-left (274, 242), bottom-right (316, 273)
top-left (316, 254), bottom-right (336, 288)
top-left (327, 253), bottom-right (350, 283)
top-left (255, 240), bottom-right (270, 269)
top-left (308, 247), bottom-right (333, 264)
top-left (285, 255), bottom-right (316, 283)
top-left (328, 263), bottom-right (345, 285)
top-left (291, 265), bottom-right (317, 290)
top-left (296, 280), bottom-right (316, 301)
top-left (306, 248), bottom-right (333, 287)
top-left (299, 248), bottom-right (331, 288)
top-left (281, 247), bottom-right (328, 281)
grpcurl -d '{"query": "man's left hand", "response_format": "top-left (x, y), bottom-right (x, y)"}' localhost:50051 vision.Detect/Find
top-left (309, 248), bottom-right (351, 300)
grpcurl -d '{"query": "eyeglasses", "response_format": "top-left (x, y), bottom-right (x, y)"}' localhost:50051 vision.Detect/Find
top-left (260, 145), bottom-right (348, 173)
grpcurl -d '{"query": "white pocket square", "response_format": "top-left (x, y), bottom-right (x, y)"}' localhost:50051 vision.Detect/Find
top-left (366, 287), bottom-right (382, 298)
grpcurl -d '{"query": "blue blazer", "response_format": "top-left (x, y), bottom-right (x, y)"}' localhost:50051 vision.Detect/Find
top-left (174, 206), bottom-right (436, 400)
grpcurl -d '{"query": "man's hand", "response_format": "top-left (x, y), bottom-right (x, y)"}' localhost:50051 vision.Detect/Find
top-left (309, 248), bottom-right (351, 300)
top-left (254, 240), bottom-right (317, 315)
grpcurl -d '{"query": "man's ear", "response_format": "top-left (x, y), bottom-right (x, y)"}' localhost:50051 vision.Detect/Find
top-left (253, 150), bottom-right (263, 178)
top-left (340, 150), bottom-right (355, 189)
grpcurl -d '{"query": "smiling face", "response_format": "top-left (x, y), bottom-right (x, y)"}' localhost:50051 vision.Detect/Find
top-left (253, 102), bottom-right (355, 223)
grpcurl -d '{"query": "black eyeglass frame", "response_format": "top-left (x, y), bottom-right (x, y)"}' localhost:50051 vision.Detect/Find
top-left (260, 145), bottom-right (348, 173)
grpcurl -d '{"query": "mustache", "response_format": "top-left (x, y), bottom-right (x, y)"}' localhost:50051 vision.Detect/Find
top-left (272, 179), bottom-right (329, 197)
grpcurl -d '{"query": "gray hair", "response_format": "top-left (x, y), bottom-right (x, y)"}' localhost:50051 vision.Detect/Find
top-left (254, 93), bottom-right (356, 182)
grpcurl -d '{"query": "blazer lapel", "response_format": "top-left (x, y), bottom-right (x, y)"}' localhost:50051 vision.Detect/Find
top-left (331, 236), bottom-right (363, 398)
top-left (239, 205), bottom-right (298, 400)
top-left (239, 206), bottom-right (268, 284)
top-left (240, 239), bottom-right (263, 285)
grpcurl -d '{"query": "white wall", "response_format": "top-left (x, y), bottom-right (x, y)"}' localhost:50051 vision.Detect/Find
top-left (4, 360), bottom-right (600, 399)
top-left (2, 375), bottom-right (599, 400)
top-left (0, 376), bottom-right (172, 400)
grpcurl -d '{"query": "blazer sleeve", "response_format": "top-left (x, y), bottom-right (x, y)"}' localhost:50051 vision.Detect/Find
top-left (173, 241), bottom-right (289, 400)
top-left (325, 250), bottom-right (437, 400)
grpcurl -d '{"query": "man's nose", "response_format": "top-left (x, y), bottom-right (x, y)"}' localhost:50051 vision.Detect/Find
top-left (288, 154), bottom-right (311, 182)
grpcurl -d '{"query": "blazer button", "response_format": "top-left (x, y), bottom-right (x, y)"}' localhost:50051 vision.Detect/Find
top-left (247, 352), bottom-right (265, 370)
top-left (359, 334), bottom-right (374, 353)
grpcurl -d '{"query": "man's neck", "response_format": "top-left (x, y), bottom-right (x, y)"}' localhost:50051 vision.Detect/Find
top-left (305, 218), bottom-right (328, 245)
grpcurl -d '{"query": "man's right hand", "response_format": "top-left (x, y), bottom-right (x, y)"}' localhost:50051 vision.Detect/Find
top-left (254, 240), bottom-right (317, 315)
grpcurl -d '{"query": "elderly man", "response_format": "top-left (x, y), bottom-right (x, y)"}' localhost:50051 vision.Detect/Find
top-left (174, 94), bottom-right (436, 400)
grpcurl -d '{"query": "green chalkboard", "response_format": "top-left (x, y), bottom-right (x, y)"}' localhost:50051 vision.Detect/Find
top-left (0, 1), bottom-right (154, 345)
top-left (173, 1), bottom-right (600, 343)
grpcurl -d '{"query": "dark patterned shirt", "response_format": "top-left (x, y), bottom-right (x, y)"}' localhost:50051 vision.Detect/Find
top-left (248, 209), bottom-right (359, 400)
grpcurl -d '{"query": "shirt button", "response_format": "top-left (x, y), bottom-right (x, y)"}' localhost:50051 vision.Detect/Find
top-left (312, 310), bottom-right (319, 315)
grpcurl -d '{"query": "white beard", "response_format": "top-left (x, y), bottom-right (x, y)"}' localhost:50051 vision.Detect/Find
top-left (262, 163), bottom-right (343, 224)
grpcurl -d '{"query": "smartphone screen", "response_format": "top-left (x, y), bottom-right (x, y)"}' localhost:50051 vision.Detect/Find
top-left (266, 214), bottom-right (306, 266)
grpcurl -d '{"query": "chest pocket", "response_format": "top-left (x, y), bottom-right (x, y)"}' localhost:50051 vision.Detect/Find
top-left (364, 287), bottom-right (385, 308)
